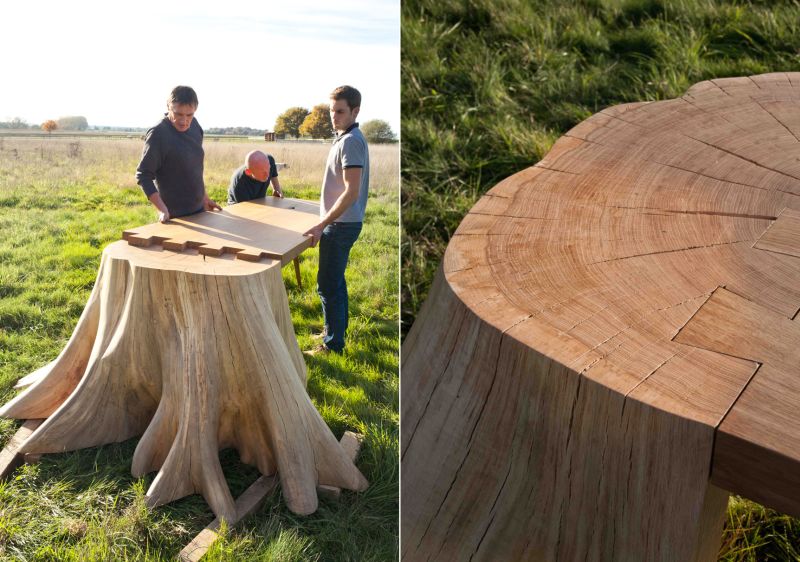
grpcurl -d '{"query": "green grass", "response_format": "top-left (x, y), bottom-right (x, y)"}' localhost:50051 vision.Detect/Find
top-left (402, 0), bottom-right (800, 558)
top-left (401, 0), bottom-right (800, 332)
top-left (0, 137), bottom-right (398, 561)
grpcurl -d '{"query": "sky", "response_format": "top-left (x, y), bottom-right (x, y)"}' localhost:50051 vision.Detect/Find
top-left (0, 0), bottom-right (400, 133)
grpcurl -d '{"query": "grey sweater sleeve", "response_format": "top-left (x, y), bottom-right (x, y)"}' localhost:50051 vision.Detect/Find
top-left (135, 128), bottom-right (163, 197)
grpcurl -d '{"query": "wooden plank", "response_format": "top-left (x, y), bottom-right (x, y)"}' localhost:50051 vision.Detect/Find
top-left (179, 432), bottom-right (363, 562)
top-left (0, 419), bottom-right (44, 480)
top-left (122, 197), bottom-right (320, 264)
top-left (179, 475), bottom-right (278, 562)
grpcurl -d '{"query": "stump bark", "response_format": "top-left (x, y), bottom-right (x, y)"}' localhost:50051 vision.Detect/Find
top-left (402, 73), bottom-right (800, 561)
top-left (1, 241), bottom-right (367, 521)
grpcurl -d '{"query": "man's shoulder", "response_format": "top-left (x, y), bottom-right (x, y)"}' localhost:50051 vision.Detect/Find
top-left (339, 127), bottom-right (368, 160)
top-left (145, 117), bottom-right (170, 139)
top-left (230, 165), bottom-right (247, 182)
top-left (342, 125), bottom-right (366, 141)
top-left (341, 127), bottom-right (367, 146)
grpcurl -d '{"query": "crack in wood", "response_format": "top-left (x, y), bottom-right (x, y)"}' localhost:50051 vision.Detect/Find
top-left (414, 337), bottom-right (504, 552)
top-left (684, 133), bottom-right (800, 183)
top-left (752, 99), bottom-right (800, 144)
top-left (588, 239), bottom-right (752, 265)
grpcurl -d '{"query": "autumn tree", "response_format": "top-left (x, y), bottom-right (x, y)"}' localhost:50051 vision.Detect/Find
top-left (361, 119), bottom-right (396, 143)
top-left (299, 104), bottom-right (333, 139)
top-left (274, 107), bottom-right (309, 138)
top-left (41, 120), bottom-right (58, 135)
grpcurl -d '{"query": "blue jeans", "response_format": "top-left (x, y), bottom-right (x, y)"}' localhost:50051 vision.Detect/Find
top-left (317, 222), bottom-right (362, 352)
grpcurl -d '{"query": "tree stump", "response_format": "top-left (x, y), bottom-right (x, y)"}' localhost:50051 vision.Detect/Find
top-left (1, 198), bottom-right (368, 521)
top-left (402, 73), bottom-right (800, 561)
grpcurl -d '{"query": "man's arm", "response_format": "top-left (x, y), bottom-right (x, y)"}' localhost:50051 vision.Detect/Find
top-left (202, 192), bottom-right (222, 211)
top-left (149, 192), bottom-right (171, 223)
top-left (303, 167), bottom-right (361, 246)
top-left (271, 176), bottom-right (284, 198)
top-left (267, 155), bottom-right (283, 198)
top-left (136, 129), bottom-right (168, 220)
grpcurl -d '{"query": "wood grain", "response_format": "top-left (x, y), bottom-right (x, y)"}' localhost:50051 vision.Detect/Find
top-left (402, 73), bottom-right (800, 561)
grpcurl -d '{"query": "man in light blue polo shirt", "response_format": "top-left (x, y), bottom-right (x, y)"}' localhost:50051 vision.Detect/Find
top-left (303, 85), bottom-right (369, 354)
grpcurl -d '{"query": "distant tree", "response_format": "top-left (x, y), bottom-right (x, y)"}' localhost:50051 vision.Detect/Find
top-left (57, 116), bottom-right (89, 131)
top-left (274, 106), bottom-right (309, 138)
top-left (41, 120), bottom-right (58, 135)
top-left (1, 117), bottom-right (30, 129)
top-left (361, 119), bottom-right (396, 143)
top-left (299, 104), bottom-right (333, 139)
top-left (205, 126), bottom-right (266, 136)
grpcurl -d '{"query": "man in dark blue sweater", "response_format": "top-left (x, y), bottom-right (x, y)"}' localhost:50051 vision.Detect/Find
top-left (227, 150), bottom-right (284, 204)
top-left (135, 86), bottom-right (221, 222)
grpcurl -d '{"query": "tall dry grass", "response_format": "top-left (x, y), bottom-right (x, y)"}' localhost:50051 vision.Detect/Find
top-left (0, 136), bottom-right (399, 201)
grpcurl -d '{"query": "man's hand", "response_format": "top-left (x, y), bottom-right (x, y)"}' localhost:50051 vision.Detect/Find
top-left (272, 186), bottom-right (284, 198)
top-left (149, 192), bottom-right (170, 223)
top-left (303, 222), bottom-right (326, 247)
top-left (203, 194), bottom-right (222, 212)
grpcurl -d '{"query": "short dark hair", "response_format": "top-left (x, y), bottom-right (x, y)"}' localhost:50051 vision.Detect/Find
top-left (168, 86), bottom-right (198, 108)
top-left (330, 85), bottom-right (361, 110)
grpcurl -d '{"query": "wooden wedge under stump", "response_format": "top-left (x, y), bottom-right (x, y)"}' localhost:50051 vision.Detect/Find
top-left (179, 431), bottom-right (364, 562)
top-left (0, 419), bottom-right (44, 480)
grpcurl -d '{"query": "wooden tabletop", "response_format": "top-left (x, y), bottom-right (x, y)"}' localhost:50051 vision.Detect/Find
top-left (441, 72), bottom-right (800, 515)
top-left (123, 196), bottom-right (320, 266)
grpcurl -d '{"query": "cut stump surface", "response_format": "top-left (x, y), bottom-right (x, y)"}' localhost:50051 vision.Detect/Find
top-left (402, 73), bottom-right (800, 561)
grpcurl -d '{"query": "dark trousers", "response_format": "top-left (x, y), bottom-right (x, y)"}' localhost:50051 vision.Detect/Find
top-left (317, 222), bottom-right (363, 352)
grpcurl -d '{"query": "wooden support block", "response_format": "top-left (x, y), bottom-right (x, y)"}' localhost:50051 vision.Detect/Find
top-left (340, 431), bottom-right (363, 460)
top-left (179, 475), bottom-right (278, 562)
top-left (178, 432), bottom-right (362, 561)
top-left (315, 432), bottom-right (364, 501)
top-left (0, 419), bottom-right (44, 480)
top-left (179, 529), bottom-right (220, 562)
top-left (316, 484), bottom-right (342, 501)
top-left (23, 452), bottom-right (42, 465)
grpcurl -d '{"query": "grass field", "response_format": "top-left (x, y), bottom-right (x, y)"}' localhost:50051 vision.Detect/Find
top-left (402, 0), bottom-right (800, 560)
top-left (0, 136), bottom-right (399, 561)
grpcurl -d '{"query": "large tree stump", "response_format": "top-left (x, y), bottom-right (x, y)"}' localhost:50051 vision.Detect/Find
top-left (1, 198), bottom-right (368, 521)
top-left (402, 73), bottom-right (800, 561)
